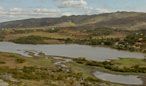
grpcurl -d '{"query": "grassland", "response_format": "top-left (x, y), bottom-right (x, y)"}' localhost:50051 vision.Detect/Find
top-left (0, 52), bottom-right (124, 86)
top-left (0, 52), bottom-right (145, 86)
top-left (73, 57), bottom-right (146, 74)
top-left (111, 58), bottom-right (146, 68)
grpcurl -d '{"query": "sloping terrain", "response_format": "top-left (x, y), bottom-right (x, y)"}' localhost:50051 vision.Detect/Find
top-left (0, 12), bottom-right (146, 30)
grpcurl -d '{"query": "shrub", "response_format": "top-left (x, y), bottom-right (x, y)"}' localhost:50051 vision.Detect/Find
top-left (0, 61), bottom-right (5, 64)
top-left (12, 35), bottom-right (48, 44)
top-left (15, 58), bottom-right (25, 63)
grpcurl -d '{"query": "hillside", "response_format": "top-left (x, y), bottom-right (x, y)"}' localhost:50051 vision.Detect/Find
top-left (0, 12), bottom-right (146, 30)
top-left (0, 15), bottom-right (96, 28)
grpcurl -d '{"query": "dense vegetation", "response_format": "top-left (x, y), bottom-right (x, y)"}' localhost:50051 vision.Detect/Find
top-left (0, 30), bottom-right (5, 41)
top-left (73, 57), bottom-right (146, 73)
top-left (12, 35), bottom-right (48, 44)
top-left (65, 31), bottom-right (146, 53)
top-left (86, 28), bottom-right (114, 36)
top-left (113, 32), bottom-right (146, 52)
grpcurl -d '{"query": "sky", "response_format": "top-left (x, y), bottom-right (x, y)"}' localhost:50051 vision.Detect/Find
top-left (0, 0), bottom-right (146, 22)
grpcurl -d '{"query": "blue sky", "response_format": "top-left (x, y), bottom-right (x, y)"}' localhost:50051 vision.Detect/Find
top-left (0, 0), bottom-right (146, 22)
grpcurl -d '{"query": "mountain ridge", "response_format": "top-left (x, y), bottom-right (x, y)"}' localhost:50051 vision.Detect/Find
top-left (0, 12), bottom-right (146, 30)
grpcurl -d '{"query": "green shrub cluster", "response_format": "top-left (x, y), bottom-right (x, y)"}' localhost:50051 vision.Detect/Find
top-left (12, 35), bottom-right (48, 44)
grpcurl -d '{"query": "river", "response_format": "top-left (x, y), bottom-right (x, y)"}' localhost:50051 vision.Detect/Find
top-left (0, 42), bottom-right (145, 85)
top-left (0, 42), bottom-right (145, 61)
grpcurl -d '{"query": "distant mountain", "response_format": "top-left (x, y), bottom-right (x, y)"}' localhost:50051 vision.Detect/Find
top-left (0, 12), bottom-right (146, 30)
top-left (0, 15), bottom-right (96, 28)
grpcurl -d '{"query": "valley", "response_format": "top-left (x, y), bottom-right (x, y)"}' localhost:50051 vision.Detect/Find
top-left (0, 12), bottom-right (146, 86)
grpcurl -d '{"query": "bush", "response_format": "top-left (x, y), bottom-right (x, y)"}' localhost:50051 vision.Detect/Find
top-left (15, 58), bottom-right (25, 63)
top-left (12, 35), bottom-right (48, 44)
top-left (0, 61), bottom-right (5, 64)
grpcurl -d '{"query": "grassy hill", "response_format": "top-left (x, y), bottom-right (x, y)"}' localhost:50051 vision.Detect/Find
top-left (1, 12), bottom-right (146, 30)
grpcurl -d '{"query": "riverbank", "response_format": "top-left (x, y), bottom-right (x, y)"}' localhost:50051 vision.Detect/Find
top-left (0, 52), bottom-right (146, 86)
top-left (73, 57), bottom-right (146, 74)
top-left (72, 57), bottom-right (146, 86)
top-left (10, 35), bottom-right (146, 53)
top-left (0, 28), bottom-right (145, 53)
top-left (0, 52), bottom-right (124, 86)
top-left (0, 42), bottom-right (145, 61)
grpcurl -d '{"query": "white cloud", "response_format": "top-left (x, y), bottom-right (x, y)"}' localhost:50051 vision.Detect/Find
top-left (0, 7), bottom-right (7, 15)
top-left (0, 7), bottom-right (62, 22)
top-left (62, 12), bottom-right (75, 16)
top-left (55, 0), bottom-right (110, 15)
top-left (33, 8), bottom-right (50, 13)
top-left (96, 8), bottom-right (110, 13)
top-left (0, 7), bottom-right (3, 10)
top-left (0, 0), bottom-right (111, 22)
top-left (9, 8), bottom-right (23, 16)
top-left (10, 8), bottom-right (22, 12)
top-left (56, 0), bottom-right (87, 8)
top-left (33, 8), bottom-right (60, 14)
top-left (0, 7), bottom-right (61, 17)
top-left (84, 7), bottom-right (111, 15)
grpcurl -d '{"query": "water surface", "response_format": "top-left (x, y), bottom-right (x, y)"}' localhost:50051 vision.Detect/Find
top-left (93, 71), bottom-right (143, 85)
top-left (0, 42), bottom-right (145, 85)
top-left (0, 42), bottom-right (145, 61)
